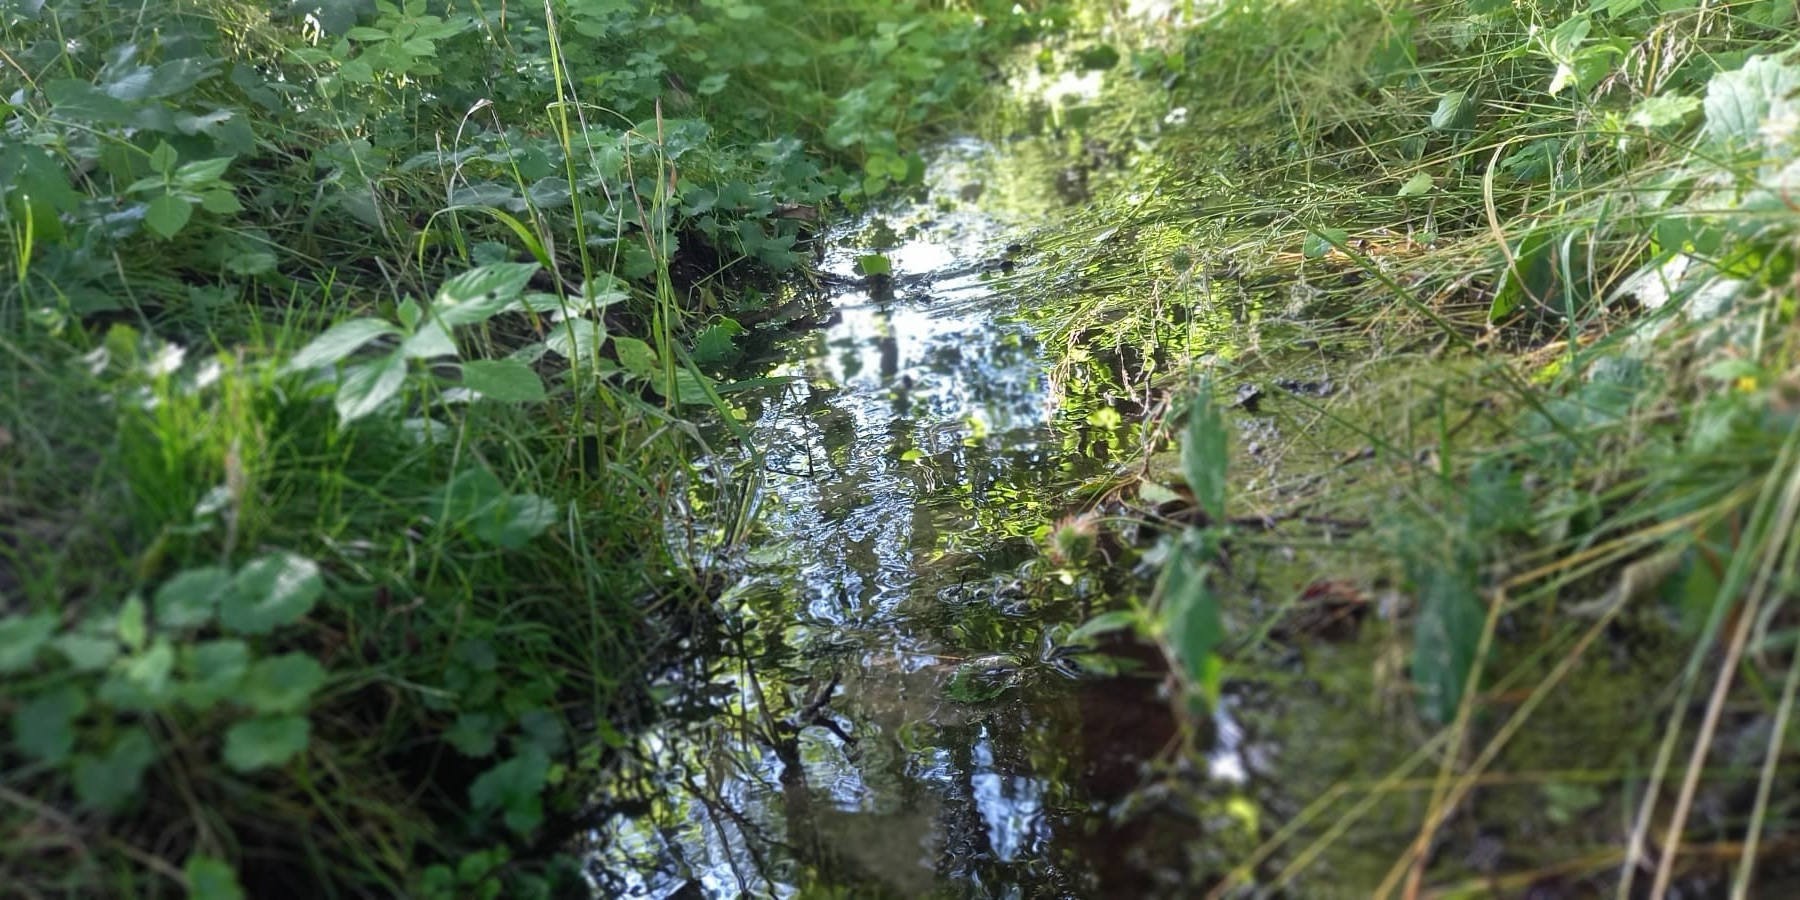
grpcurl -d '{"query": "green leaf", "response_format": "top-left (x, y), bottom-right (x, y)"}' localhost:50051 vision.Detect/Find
top-left (55, 632), bottom-right (119, 672)
top-left (0, 613), bottom-right (55, 673)
top-left (1627, 94), bottom-right (1701, 129)
top-left (73, 727), bottom-right (158, 812)
top-left (174, 157), bottom-right (233, 186)
top-left (239, 653), bottom-right (327, 714)
top-left (855, 253), bottom-right (892, 277)
top-left (1160, 551), bottom-right (1223, 707)
top-left (472, 493), bottom-right (558, 549)
top-left (14, 686), bottom-right (87, 764)
top-left (690, 318), bottom-right (743, 365)
top-left (334, 352), bottom-right (408, 422)
top-left (221, 553), bottom-right (323, 635)
top-left (1412, 561), bottom-right (1483, 723)
top-left (543, 318), bottom-right (606, 359)
top-left (180, 640), bottom-right (250, 707)
top-left (118, 594), bottom-right (148, 651)
top-left (612, 336), bottom-right (659, 377)
top-left (1430, 90), bottom-right (1474, 131)
top-left (1703, 56), bottom-right (1800, 151)
top-left (145, 193), bottom-right (193, 239)
top-left (399, 320), bottom-right (457, 359)
top-left (445, 712), bottom-right (502, 757)
top-left (469, 747), bottom-right (550, 834)
top-left (1068, 609), bottom-right (1139, 643)
top-left (1397, 172), bottom-right (1433, 197)
top-left (45, 79), bottom-right (136, 124)
top-left (149, 141), bottom-right (179, 175)
top-left (99, 639), bottom-right (178, 710)
top-left (222, 715), bottom-right (310, 772)
top-left (184, 855), bottom-right (246, 900)
top-left (434, 263), bottom-right (540, 326)
top-left (461, 359), bottom-right (547, 403)
top-left (156, 566), bottom-right (230, 629)
top-left (283, 318), bottom-right (399, 373)
top-left (1180, 388), bottom-right (1227, 518)
top-left (1301, 227), bottom-right (1347, 259)
top-left (199, 188), bottom-right (242, 215)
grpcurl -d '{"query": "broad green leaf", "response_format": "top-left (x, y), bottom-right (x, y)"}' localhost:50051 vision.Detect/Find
top-left (54, 633), bottom-right (119, 672)
top-left (184, 855), bottom-right (246, 900)
top-left (445, 711), bottom-right (502, 757)
top-left (1703, 56), bottom-right (1800, 151)
top-left (174, 157), bottom-right (233, 186)
top-left (334, 352), bottom-right (407, 422)
top-left (222, 715), bottom-right (310, 772)
top-left (399, 320), bottom-right (457, 358)
top-left (73, 727), bottom-right (158, 812)
top-left (239, 653), bottom-right (327, 714)
top-left (691, 317), bottom-right (743, 365)
top-left (1627, 94), bottom-right (1701, 129)
top-left (471, 493), bottom-right (558, 549)
top-left (1430, 90), bottom-right (1474, 131)
top-left (118, 594), bottom-right (147, 651)
top-left (283, 318), bottom-right (399, 373)
top-left (461, 359), bottom-right (547, 403)
top-left (1160, 552), bottom-right (1223, 707)
top-left (1180, 389), bottom-right (1227, 518)
top-left (144, 57), bottom-right (220, 99)
top-left (612, 336), bottom-right (659, 377)
top-left (98, 639), bottom-right (177, 710)
top-left (181, 640), bottom-right (250, 707)
top-left (199, 188), bottom-right (242, 214)
top-left (544, 318), bottom-right (606, 359)
top-left (1068, 610), bottom-right (1139, 643)
top-left (155, 566), bottom-right (230, 629)
top-left (1301, 227), bottom-right (1347, 259)
top-left (45, 79), bottom-right (135, 124)
top-left (221, 552), bottom-right (322, 635)
top-left (14, 686), bottom-right (88, 764)
top-left (149, 142), bottom-right (179, 175)
top-left (145, 193), bottom-right (193, 239)
top-left (434, 262), bottom-right (540, 326)
top-left (855, 253), bottom-right (892, 277)
top-left (1412, 562), bottom-right (1483, 723)
top-left (0, 612), bottom-right (55, 672)
top-left (1397, 172), bottom-right (1433, 197)
top-left (469, 747), bottom-right (550, 834)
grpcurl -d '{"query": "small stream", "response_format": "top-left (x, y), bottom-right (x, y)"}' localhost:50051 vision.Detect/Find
top-left (586, 139), bottom-right (1220, 897)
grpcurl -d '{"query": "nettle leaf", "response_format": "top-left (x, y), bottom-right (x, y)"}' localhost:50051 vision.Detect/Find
top-left (223, 715), bottom-right (310, 772)
top-left (1301, 227), bottom-right (1348, 259)
top-left (469, 747), bottom-right (550, 834)
top-left (144, 193), bottom-right (193, 239)
top-left (1627, 94), bottom-right (1701, 129)
top-left (155, 566), bottom-right (230, 629)
top-left (1160, 550), bottom-right (1224, 707)
top-left (1180, 388), bottom-right (1228, 519)
top-left (1430, 90), bottom-right (1475, 131)
top-left (184, 855), bottom-right (246, 900)
top-left (1397, 171), bottom-right (1434, 197)
top-left (435, 262), bottom-right (540, 327)
top-left (0, 612), bottom-right (55, 673)
top-left (284, 318), bottom-right (400, 372)
top-left (181, 640), bottom-right (251, 707)
top-left (612, 336), bottom-right (659, 377)
top-left (334, 352), bottom-right (408, 422)
top-left (73, 727), bottom-right (158, 812)
top-left (461, 359), bottom-right (547, 403)
top-left (691, 317), bottom-right (743, 366)
top-left (399, 320), bottom-right (457, 359)
top-left (55, 632), bottom-right (119, 672)
top-left (14, 686), bottom-right (88, 764)
top-left (149, 141), bottom-right (179, 175)
top-left (544, 318), bottom-right (607, 359)
top-left (1703, 56), bottom-right (1800, 151)
top-left (221, 552), bottom-right (323, 635)
top-left (240, 653), bottom-right (327, 714)
top-left (445, 711), bottom-right (502, 757)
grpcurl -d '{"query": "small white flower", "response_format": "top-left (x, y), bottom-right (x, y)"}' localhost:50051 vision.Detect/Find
top-left (1164, 106), bottom-right (1190, 126)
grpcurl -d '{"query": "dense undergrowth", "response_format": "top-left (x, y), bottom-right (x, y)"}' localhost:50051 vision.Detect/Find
top-left (1016, 0), bottom-right (1800, 892)
top-left (0, 0), bottom-right (1053, 895)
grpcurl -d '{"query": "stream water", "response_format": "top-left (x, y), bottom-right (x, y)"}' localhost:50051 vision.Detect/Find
top-left (585, 139), bottom-right (1220, 898)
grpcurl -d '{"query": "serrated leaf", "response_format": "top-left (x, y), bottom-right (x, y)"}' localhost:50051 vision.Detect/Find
top-left (469, 747), bottom-right (549, 834)
top-left (1703, 56), bottom-right (1800, 151)
top-left (223, 715), bottom-right (310, 772)
top-left (445, 711), bottom-right (501, 757)
top-left (0, 613), bottom-right (55, 673)
top-left (145, 193), bottom-right (193, 239)
top-left (283, 318), bottom-right (399, 373)
top-left (149, 142), bottom-right (179, 175)
top-left (55, 633), bottom-right (119, 671)
top-left (221, 553), bottom-right (322, 635)
top-left (399, 320), bottom-right (457, 358)
top-left (1397, 172), bottom-right (1434, 196)
top-left (543, 318), bottom-right (606, 359)
top-left (174, 157), bottom-right (233, 186)
top-left (184, 855), bottom-right (246, 900)
top-left (99, 639), bottom-right (177, 710)
top-left (612, 336), bottom-right (658, 377)
top-left (334, 352), bottom-right (407, 422)
top-left (239, 653), bottom-right (327, 714)
top-left (1160, 552), bottom-right (1223, 707)
top-left (461, 359), bottom-right (547, 403)
top-left (181, 639), bottom-right (250, 707)
top-left (1430, 90), bottom-right (1473, 131)
top-left (14, 686), bottom-right (87, 764)
top-left (155, 566), bottom-right (230, 629)
top-left (1627, 94), bottom-right (1701, 129)
top-left (1181, 388), bottom-right (1228, 518)
top-left (435, 262), bottom-right (540, 326)
top-left (73, 727), bottom-right (157, 812)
